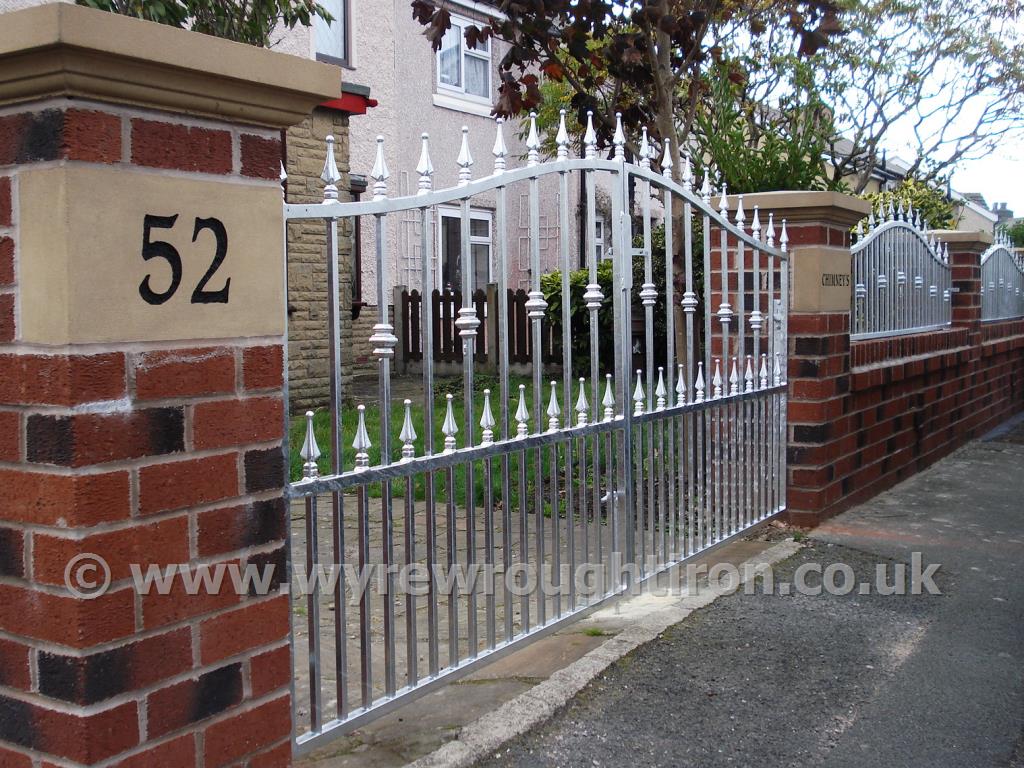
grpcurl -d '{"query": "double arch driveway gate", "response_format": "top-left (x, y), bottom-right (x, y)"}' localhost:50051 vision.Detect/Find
top-left (284, 114), bottom-right (789, 754)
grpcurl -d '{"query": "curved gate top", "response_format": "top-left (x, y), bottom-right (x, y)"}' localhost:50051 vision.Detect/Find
top-left (284, 113), bottom-right (790, 753)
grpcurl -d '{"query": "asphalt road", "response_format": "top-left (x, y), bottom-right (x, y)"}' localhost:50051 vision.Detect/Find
top-left (474, 417), bottom-right (1024, 768)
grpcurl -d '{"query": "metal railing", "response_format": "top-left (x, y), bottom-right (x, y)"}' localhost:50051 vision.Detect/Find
top-left (980, 234), bottom-right (1024, 321)
top-left (851, 202), bottom-right (951, 340)
top-left (283, 114), bottom-right (789, 754)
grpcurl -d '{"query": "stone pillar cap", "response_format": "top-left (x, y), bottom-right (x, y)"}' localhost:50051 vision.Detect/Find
top-left (737, 190), bottom-right (871, 229)
top-left (0, 2), bottom-right (340, 128)
top-left (928, 229), bottom-right (993, 254)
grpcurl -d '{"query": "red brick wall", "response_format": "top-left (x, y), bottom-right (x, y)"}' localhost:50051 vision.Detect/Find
top-left (0, 103), bottom-right (292, 766)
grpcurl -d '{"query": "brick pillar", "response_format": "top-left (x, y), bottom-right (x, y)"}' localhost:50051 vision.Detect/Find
top-left (0, 6), bottom-right (336, 767)
top-left (935, 229), bottom-right (991, 355)
top-left (736, 192), bottom-right (870, 526)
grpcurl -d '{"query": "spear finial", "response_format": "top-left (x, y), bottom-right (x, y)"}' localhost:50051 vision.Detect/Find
top-left (744, 355), bottom-right (754, 393)
top-left (633, 369), bottom-right (645, 415)
top-left (661, 138), bottom-right (674, 179)
top-left (712, 359), bottom-right (723, 399)
top-left (321, 134), bottom-right (341, 202)
top-left (603, 374), bottom-right (615, 421)
top-left (526, 112), bottom-right (540, 167)
top-left (584, 110), bottom-right (597, 160)
top-left (735, 195), bottom-right (746, 229)
top-left (457, 126), bottom-right (473, 186)
top-left (370, 135), bottom-right (389, 200)
top-left (400, 399), bottom-right (417, 460)
top-left (760, 353), bottom-right (769, 389)
top-left (780, 219), bottom-right (789, 253)
top-left (718, 184), bottom-right (729, 216)
top-left (555, 109), bottom-right (570, 161)
top-left (575, 377), bottom-right (589, 426)
top-left (546, 381), bottom-right (561, 431)
top-left (655, 367), bottom-right (667, 410)
top-left (639, 127), bottom-right (651, 170)
top-left (416, 133), bottom-right (434, 194)
top-left (515, 384), bottom-right (529, 437)
top-left (766, 212), bottom-right (776, 249)
top-left (700, 170), bottom-right (712, 203)
top-left (729, 356), bottom-right (740, 396)
top-left (492, 117), bottom-right (508, 174)
top-left (681, 152), bottom-right (693, 191)
top-left (695, 361), bottom-right (706, 403)
top-left (353, 405), bottom-right (371, 470)
top-left (613, 112), bottom-right (625, 162)
top-left (676, 363), bottom-right (686, 404)
top-left (773, 353), bottom-right (783, 386)
top-left (442, 394), bottom-right (458, 452)
top-left (752, 206), bottom-right (762, 241)
top-left (480, 389), bottom-right (496, 444)
top-left (300, 410), bottom-right (320, 478)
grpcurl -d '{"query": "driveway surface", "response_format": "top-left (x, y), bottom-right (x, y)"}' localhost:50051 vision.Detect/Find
top-left (474, 417), bottom-right (1024, 767)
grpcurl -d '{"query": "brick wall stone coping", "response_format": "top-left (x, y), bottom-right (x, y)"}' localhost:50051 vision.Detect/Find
top-left (929, 229), bottom-right (993, 253)
top-left (736, 190), bottom-right (871, 228)
top-left (0, 3), bottom-right (339, 129)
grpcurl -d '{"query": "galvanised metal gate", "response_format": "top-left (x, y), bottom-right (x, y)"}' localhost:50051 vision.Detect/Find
top-left (284, 113), bottom-right (789, 754)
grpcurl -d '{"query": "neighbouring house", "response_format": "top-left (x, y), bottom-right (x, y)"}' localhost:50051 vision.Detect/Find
top-left (278, 0), bottom-right (611, 409)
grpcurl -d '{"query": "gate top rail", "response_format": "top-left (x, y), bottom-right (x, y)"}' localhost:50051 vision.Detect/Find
top-left (980, 232), bottom-right (1024, 321)
top-left (284, 131), bottom-right (786, 264)
top-left (850, 200), bottom-right (952, 340)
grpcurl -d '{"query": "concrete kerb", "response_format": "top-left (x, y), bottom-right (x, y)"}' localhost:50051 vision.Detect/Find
top-left (407, 538), bottom-right (805, 768)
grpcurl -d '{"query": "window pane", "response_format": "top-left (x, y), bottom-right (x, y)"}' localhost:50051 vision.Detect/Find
top-left (439, 25), bottom-right (462, 87)
top-left (314, 0), bottom-right (346, 60)
top-left (464, 54), bottom-right (489, 97)
top-left (472, 243), bottom-right (490, 286)
top-left (441, 217), bottom-right (462, 290)
top-left (470, 218), bottom-right (489, 237)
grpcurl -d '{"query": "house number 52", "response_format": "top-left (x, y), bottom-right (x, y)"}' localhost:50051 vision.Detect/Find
top-left (138, 214), bottom-right (231, 305)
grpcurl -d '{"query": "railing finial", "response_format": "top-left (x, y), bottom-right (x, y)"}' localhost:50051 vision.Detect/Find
top-left (751, 205), bottom-right (762, 241)
top-left (321, 134), bottom-right (342, 202)
top-left (613, 112), bottom-right (626, 162)
top-left (457, 126), bottom-right (474, 186)
top-left (526, 112), bottom-right (541, 167)
top-left (712, 359), bottom-right (723, 399)
top-left (353, 404), bottom-right (371, 470)
top-left (676, 363), bottom-right (687, 404)
top-left (279, 161), bottom-right (288, 199)
top-left (700, 169), bottom-right (712, 203)
top-left (546, 381), bottom-right (561, 431)
top-left (515, 384), bottom-right (530, 437)
top-left (759, 353), bottom-right (769, 390)
top-left (718, 183), bottom-right (729, 215)
top-left (442, 393), bottom-right (458, 452)
top-left (416, 132), bottom-right (434, 194)
top-left (584, 110), bottom-right (597, 160)
top-left (370, 135), bottom-right (389, 200)
top-left (745, 355), bottom-right (754, 393)
top-left (780, 218), bottom-right (789, 253)
top-left (300, 410), bottom-right (320, 478)
top-left (766, 212), bottom-right (776, 249)
top-left (661, 139), bottom-right (675, 180)
top-left (655, 367), bottom-right (667, 410)
top-left (492, 117), bottom-right (508, 174)
top-left (575, 377), bottom-right (590, 426)
top-left (682, 151), bottom-right (694, 191)
top-left (639, 127), bottom-right (651, 170)
top-left (729, 356), bottom-right (740, 396)
top-left (633, 369), bottom-right (645, 415)
top-left (735, 194), bottom-right (746, 228)
top-left (555, 109), bottom-right (570, 162)
top-left (602, 373), bottom-right (615, 421)
top-left (400, 399), bottom-right (417, 460)
top-left (480, 389), bottom-right (496, 444)
top-left (695, 361), bottom-right (706, 403)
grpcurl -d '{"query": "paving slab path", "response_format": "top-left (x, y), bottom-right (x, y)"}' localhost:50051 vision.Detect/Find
top-left (472, 415), bottom-right (1024, 768)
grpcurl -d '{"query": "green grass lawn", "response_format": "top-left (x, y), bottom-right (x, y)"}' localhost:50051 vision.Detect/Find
top-left (288, 373), bottom-right (574, 508)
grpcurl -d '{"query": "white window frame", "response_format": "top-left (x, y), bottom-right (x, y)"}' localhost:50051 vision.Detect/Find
top-left (437, 206), bottom-right (493, 290)
top-left (434, 12), bottom-right (492, 109)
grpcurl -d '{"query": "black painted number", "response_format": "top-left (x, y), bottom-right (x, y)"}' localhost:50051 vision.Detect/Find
top-left (190, 217), bottom-right (230, 304)
top-left (138, 215), bottom-right (230, 305)
top-left (139, 214), bottom-right (181, 305)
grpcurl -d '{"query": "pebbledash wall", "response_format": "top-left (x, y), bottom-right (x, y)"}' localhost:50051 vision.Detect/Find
top-left (730, 192), bottom-right (1024, 527)
top-left (0, 5), bottom-right (336, 767)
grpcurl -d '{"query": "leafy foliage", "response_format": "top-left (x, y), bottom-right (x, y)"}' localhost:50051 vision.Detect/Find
top-left (77, 0), bottom-right (330, 47)
top-left (692, 62), bottom-right (842, 194)
top-left (409, 0), bottom-right (844, 164)
top-left (1002, 221), bottom-right (1024, 248)
top-left (861, 177), bottom-right (955, 230)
